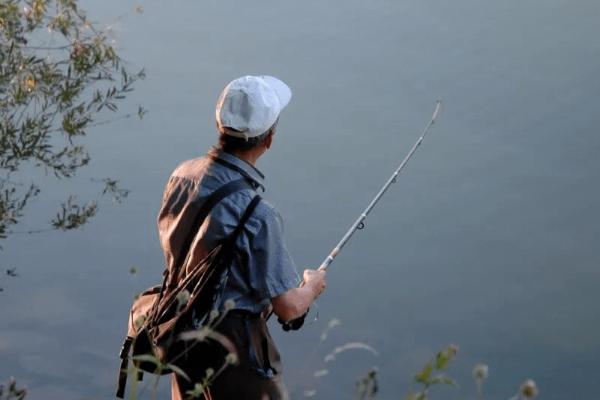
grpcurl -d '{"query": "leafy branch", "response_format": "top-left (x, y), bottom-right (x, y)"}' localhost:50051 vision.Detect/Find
top-left (51, 194), bottom-right (96, 230)
top-left (0, 378), bottom-right (26, 400)
top-left (356, 367), bottom-right (379, 400)
top-left (406, 345), bottom-right (459, 400)
top-left (0, 0), bottom-right (145, 243)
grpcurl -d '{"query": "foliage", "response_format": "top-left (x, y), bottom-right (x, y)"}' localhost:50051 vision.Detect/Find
top-left (0, 0), bottom-right (144, 240)
top-left (2, 336), bottom-right (540, 400)
top-left (295, 317), bottom-right (381, 399)
top-left (355, 367), bottom-right (379, 400)
top-left (0, 378), bottom-right (26, 400)
top-left (402, 345), bottom-right (538, 400)
top-left (50, 194), bottom-right (96, 229)
top-left (406, 345), bottom-right (458, 400)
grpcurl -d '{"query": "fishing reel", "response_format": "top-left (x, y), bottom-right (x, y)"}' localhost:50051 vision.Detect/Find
top-left (278, 309), bottom-right (308, 331)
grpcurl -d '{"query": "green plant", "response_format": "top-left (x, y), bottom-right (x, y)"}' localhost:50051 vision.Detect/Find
top-left (509, 379), bottom-right (539, 400)
top-left (0, 0), bottom-right (145, 242)
top-left (0, 378), bottom-right (26, 400)
top-left (295, 317), bottom-right (381, 399)
top-left (406, 345), bottom-right (459, 400)
top-left (473, 363), bottom-right (489, 400)
top-left (355, 367), bottom-right (379, 400)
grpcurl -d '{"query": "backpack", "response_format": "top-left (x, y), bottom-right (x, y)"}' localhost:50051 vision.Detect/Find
top-left (116, 178), bottom-right (260, 398)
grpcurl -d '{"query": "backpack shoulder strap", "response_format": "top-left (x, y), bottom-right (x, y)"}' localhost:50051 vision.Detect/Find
top-left (170, 178), bottom-right (254, 281)
top-left (221, 194), bottom-right (262, 250)
top-left (156, 178), bottom-right (254, 315)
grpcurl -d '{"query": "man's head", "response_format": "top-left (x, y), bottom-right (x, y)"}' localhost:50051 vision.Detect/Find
top-left (215, 76), bottom-right (291, 154)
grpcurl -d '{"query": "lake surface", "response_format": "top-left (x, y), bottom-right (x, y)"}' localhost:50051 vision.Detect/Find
top-left (1, 0), bottom-right (599, 399)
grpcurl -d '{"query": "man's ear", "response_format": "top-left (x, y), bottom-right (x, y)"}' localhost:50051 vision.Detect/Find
top-left (265, 130), bottom-right (274, 149)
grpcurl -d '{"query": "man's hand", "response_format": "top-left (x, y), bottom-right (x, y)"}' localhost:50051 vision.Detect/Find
top-left (272, 267), bottom-right (327, 322)
top-left (302, 268), bottom-right (327, 300)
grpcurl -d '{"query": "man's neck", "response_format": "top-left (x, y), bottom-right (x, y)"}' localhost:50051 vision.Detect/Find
top-left (228, 149), bottom-right (261, 166)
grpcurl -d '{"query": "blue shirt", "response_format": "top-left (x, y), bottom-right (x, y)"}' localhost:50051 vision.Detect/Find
top-left (157, 148), bottom-right (300, 313)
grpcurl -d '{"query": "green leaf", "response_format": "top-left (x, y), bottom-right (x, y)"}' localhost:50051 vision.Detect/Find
top-left (435, 345), bottom-right (458, 370)
top-left (441, 376), bottom-right (457, 387)
top-left (166, 363), bottom-right (190, 382)
top-left (429, 374), bottom-right (457, 387)
top-left (132, 354), bottom-right (160, 365)
top-left (415, 361), bottom-right (433, 384)
top-left (185, 383), bottom-right (206, 398)
top-left (435, 350), bottom-right (450, 370)
top-left (0, 0), bottom-right (143, 242)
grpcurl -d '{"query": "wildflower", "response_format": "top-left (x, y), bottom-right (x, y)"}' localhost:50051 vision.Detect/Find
top-left (176, 290), bottom-right (190, 306)
top-left (225, 352), bottom-right (238, 365)
top-left (224, 299), bottom-right (235, 311)
top-left (24, 76), bottom-right (36, 92)
top-left (71, 41), bottom-right (88, 59)
top-left (32, 0), bottom-right (46, 20)
top-left (520, 379), bottom-right (538, 399)
top-left (186, 383), bottom-right (206, 398)
top-left (209, 309), bottom-right (219, 322)
top-left (448, 344), bottom-right (459, 356)
top-left (473, 364), bottom-right (489, 381)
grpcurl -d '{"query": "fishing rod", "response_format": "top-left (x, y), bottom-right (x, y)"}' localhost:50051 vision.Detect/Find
top-left (280, 100), bottom-right (442, 331)
top-left (319, 99), bottom-right (442, 271)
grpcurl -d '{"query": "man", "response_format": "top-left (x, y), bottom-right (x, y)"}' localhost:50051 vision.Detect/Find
top-left (157, 75), bottom-right (327, 400)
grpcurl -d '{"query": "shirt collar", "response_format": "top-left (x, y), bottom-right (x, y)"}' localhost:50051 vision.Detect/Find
top-left (208, 147), bottom-right (266, 191)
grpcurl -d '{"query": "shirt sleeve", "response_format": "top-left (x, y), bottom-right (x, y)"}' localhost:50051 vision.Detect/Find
top-left (247, 208), bottom-right (301, 300)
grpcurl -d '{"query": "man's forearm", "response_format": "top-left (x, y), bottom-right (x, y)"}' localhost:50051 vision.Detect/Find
top-left (272, 283), bottom-right (319, 322)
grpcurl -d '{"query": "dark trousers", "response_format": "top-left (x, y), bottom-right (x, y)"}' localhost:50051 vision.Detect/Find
top-left (171, 312), bottom-right (289, 400)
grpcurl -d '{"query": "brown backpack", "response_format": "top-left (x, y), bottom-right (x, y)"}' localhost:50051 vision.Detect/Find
top-left (116, 178), bottom-right (260, 398)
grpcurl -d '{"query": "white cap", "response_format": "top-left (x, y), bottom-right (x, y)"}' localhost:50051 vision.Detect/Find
top-left (216, 75), bottom-right (292, 139)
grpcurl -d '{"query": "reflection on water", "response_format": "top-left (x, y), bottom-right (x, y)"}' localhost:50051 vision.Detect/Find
top-left (1, 0), bottom-right (600, 399)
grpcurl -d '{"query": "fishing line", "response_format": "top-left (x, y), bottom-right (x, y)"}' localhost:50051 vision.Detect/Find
top-left (319, 100), bottom-right (442, 271)
top-left (280, 100), bottom-right (442, 331)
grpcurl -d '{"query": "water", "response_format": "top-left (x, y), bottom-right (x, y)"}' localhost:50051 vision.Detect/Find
top-left (1, 0), bottom-right (600, 398)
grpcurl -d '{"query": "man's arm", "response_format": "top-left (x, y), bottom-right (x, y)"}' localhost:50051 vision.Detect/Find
top-left (245, 203), bottom-right (326, 320)
top-left (272, 269), bottom-right (326, 322)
